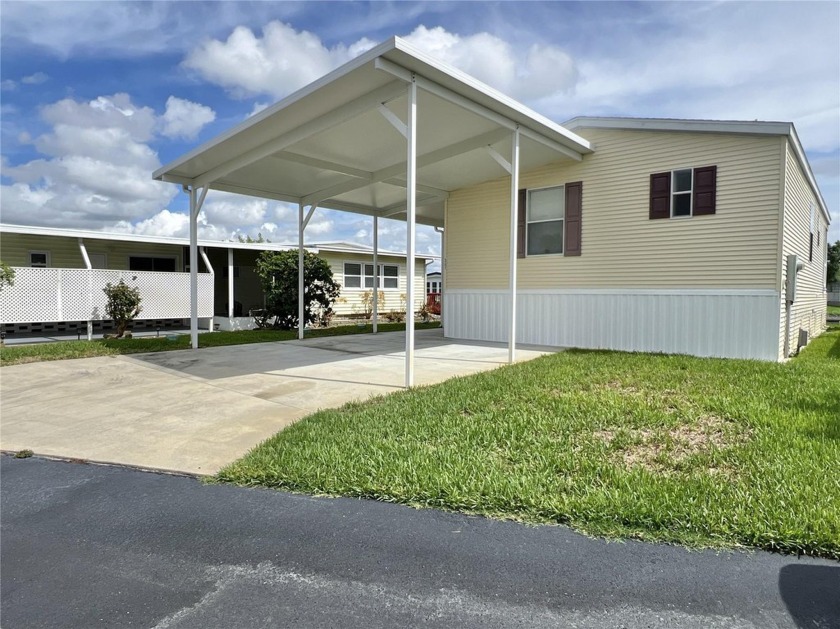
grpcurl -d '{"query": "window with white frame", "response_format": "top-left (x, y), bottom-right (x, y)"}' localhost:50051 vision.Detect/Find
top-left (527, 186), bottom-right (565, 256)
top-left (671, 169), bottom-right (693, 217)
top-left (29, 251), bottom-right (49, 268)
top-left (344, 262), bottom-right (399, 289)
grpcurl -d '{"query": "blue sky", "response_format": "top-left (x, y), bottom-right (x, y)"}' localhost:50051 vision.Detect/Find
top-left (1, 0), bottom-right (839, 260)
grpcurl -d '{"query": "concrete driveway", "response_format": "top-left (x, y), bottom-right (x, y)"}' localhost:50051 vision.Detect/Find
top-left (0, 329), bottom-right (548, 475)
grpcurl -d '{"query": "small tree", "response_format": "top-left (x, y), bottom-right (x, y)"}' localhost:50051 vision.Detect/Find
top-left (828, 240), bottom-right (840, 286)
top-left (0, 261), bottom-right (15, 292)
top-left (255, 249), bottom-right (340, 329)
top-left (103, 280), bottom-right (142, 338)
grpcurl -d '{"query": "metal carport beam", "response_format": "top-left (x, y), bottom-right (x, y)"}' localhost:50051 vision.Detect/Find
top-left (270, 151), bottom-right (372, 179)
top-left (192, 81), bottom-right (406, 189)
top-left (301, 128), bottom-right (507, 207)
top-left (374, 56), bottom-right (583, 162)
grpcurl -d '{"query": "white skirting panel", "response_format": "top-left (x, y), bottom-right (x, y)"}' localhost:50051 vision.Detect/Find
top-left (444, 289), bottom-right (780, 361)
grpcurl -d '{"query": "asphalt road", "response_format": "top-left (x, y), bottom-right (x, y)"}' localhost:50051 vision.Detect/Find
top-left (1, 456), bottom-right (837, 628)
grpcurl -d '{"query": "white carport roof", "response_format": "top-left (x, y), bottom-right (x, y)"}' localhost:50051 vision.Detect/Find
top-left (153, 36), bottom-right (591, 227)
top-left (155, 36), bottom-right (591, 387)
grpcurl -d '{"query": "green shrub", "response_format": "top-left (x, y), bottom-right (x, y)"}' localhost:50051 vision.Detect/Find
top-left (103, 280), bottom-right (142, 338)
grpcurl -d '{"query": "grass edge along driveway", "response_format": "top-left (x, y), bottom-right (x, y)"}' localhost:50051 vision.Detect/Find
top-left (0, 322), bottom-right (441, 366)
top-left (219, 326), bottom-right (840, 559)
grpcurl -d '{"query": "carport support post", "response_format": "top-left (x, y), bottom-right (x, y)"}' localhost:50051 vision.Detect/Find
top-left (372, 215), bottom-right (379, 333)
top-left (405, 74), bottom-right (417, 388)
top-left (227, 248), bottom-right (234, 319)
top-left (508, 126), bottom-right (520, 364)
top-left (297, 203), bottom-right (316, 340)
top-left (188, 185), bottom-right (208, 350)
top-left (78, 238), bottom-right (93, 341)
top-left (298, 203), bottom-right (305, 340)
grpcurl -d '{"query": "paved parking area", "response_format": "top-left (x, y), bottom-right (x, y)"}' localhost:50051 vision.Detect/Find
top-left (0, 329), bottom-right (549, 475)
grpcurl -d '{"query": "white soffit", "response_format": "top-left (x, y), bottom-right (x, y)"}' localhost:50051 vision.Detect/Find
top-left (154, 37), bottom-right (592, 228)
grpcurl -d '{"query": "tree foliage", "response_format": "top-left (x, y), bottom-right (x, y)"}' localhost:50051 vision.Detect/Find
top-left (255, 249), bottom-right (340, 330)
top-left (103, 280), bottom-right (142, 338)
top-left (0, 261), bottom-right (15, 292)
top-left (236, 233), bottom-right (269, 243)
top-left (828, 240), bottom-right (840, 285)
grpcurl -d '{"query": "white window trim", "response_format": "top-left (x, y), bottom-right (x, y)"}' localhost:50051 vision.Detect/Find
top-left (526, 184), bottom-right (565, 257)
top-left (29, 250), bottom-right (50, 268)
top-left (343, 260), bottom-right (400, 290)
top-left (670, 168), bottom-right (694, 219)
top-left (129, 254), bottom-right (178, 273)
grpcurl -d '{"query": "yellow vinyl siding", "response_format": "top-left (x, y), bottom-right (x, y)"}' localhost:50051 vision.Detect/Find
top-left (0, 233), bottom-right (183, 270)
top-left (445, 128), bottom-right (783, 290)
top-left (778, 141), bottom-right (828, 358)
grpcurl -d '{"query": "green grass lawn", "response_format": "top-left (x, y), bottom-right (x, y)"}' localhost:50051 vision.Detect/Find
top-left (828, 304), bottom-right (840, 316)
top-left (0, 321), bottom-right (440, 366)
top-left (219, 326), bottom-right (840, 558)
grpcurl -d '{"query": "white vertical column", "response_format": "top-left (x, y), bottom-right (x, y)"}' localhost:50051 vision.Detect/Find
top-left (227, 248), bottom-right (234, 319)
top-left (298, 203), bottom-right (305, 340)
top-left (372, 215), bottom-right (379, 333)
top-left (508, 126), bottom-right (520, 364)
top-left (79, 238), bottom-right (93, 341)
top-left (189, 187), bottom-right (199, 349)
top-left (405, 75), bottom-right (417, 388)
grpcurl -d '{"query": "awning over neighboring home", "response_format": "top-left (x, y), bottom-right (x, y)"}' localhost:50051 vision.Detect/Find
top-left (153, 36), bottom-right (592, 387)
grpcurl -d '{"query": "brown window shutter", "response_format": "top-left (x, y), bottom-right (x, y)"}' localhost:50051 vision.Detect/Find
top-left (649, 172), bottom-right (671, 219)
top-left (693, 165), bottom-right (717, 215)
top-left (564, 181), bottom-right (582, 256)
top-left (517, 189), bottom-right (527, 258)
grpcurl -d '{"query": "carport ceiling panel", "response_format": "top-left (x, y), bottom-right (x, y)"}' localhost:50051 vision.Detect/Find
top-left (334, 181), bottom-right (412, 210)
top-left (290, 108), bottom-right (408, 173)
top-left (218, 158), bottom-right (353, 200)
top-left (287, 90), bottom-right (500, 176)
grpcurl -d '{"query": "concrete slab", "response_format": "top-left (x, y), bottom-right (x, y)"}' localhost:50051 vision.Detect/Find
top-left (0, 329), bottom-right (550, 475)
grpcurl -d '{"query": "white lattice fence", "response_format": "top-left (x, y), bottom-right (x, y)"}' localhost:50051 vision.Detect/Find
top-left (0, 267), bottom-right (213, 324)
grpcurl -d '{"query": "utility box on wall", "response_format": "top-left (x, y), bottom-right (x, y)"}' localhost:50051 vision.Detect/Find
top-left (785, 254), bottom-right (804, 304)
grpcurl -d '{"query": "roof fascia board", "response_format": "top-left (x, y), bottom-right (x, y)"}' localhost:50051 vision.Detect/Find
top-left (0, 223), bottom-right (295, 251)
top-left (564, 117), bottom-right (793, 137)
top-left (565, 117), bottom-right (830, 223)
top-left (0, 222), bottom-right (439, 258)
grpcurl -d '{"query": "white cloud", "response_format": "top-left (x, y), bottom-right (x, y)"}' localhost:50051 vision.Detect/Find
top-left (21, 72), bottom-right (49, 85)
top-left (403, 26), bottom-right (577, 100)
top-left (182, 21), bottom-right (377, 100)
top-left (110, 209), bottom-right (189, 237)
top-left (0, 93), bottom-right (175, 228)
top-left (42, 93), bottom-right (158, 142)
top-left (160, 96), bottom-right (216, 140)
top-left (181, 22), bottom-right (577, 103)
top-left (1, 79), bottom-right (17, 91)
top-left (247, 102), bottom-right (270, 119)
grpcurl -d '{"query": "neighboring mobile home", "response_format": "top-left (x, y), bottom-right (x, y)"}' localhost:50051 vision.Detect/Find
top-left (0, 224), bottom-right (429, 336)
